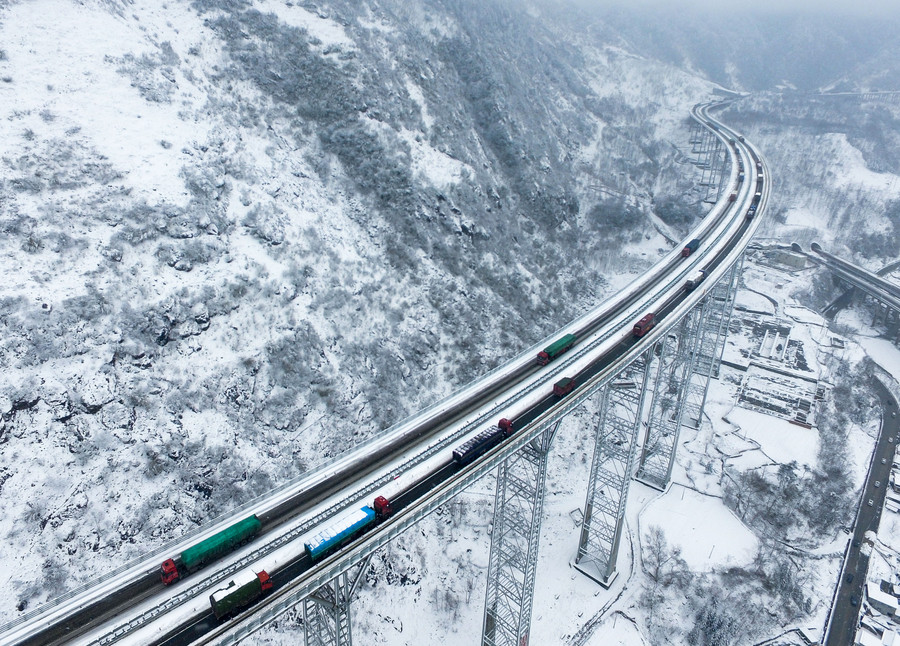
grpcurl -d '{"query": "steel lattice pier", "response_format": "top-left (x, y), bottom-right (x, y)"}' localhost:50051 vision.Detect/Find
top-left (303, 558), bottom-right (370, 646)
top-left (482, 423), bottom-right (559, 646)
top-left (573, 355), bottom-right (653, 586)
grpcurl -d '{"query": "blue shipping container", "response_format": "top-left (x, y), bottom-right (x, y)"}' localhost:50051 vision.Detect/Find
top-left (305, 506), bottom-right (376, 560)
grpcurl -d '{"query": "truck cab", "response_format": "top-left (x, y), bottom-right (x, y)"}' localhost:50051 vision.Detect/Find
top-left (682, 239), bottom-right (701, 257)
top-left (160, 559), bottom-right (180, 586)
top-left (373, 496), bottom-right (393, 520)
top-left (633, 313), bottom-right (656, 337)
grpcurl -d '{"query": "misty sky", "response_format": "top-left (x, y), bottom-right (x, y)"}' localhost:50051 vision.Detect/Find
top-left (583, 0), bottom-right (900, 16)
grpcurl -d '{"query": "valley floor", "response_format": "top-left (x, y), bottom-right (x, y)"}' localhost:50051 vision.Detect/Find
top-left (249, 246), bottom-right (900, 644)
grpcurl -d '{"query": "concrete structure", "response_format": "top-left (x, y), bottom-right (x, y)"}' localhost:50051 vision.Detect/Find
top-left (867, 581), bottom-right (900, 617)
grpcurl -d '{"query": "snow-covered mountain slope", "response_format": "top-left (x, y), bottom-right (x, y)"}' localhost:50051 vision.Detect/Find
top-left (2, 0), bottom-right (898, 637)
top-left (723, 93), bottom-right (900, 271)
top-left (0, 0), bottom-right (718, 616)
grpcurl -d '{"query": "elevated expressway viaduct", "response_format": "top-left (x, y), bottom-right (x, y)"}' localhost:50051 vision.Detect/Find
top-left (793, 242), bottom-right (900, 336)
top-left (0, 101), bottom-right (768, 646)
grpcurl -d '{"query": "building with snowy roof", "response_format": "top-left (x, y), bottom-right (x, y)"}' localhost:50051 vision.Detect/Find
top-left (866, 581), bottom-right (900, 617)
top-left (858, 626), bottom-right (883, 646)
top-left (857, 627), bottom-right (900, 646)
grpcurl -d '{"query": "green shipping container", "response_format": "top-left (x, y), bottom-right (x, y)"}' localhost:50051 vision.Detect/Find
top-left (209, 569), bottom-right (263, 619)
top-left (181, 515), bottom-right (261, 572)
top-left (542, 334), bottom-right (576, 359)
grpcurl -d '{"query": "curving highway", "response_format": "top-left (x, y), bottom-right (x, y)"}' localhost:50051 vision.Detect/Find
top-left (807, 242), bottom-right (900, 312)
top-left (0, 100), bottom-right (768, 646)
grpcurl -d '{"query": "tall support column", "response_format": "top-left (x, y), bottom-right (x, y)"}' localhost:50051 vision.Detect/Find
top-left (574, 352), bottom-right (653, 586)
top-left (701, 140), bottom-right (726, 204)
top-left (693, 128), bottom-right (711, 166)
top-left (699, 137), bottom-right (713, 174)
top-left (713, 256), bottom-right (742, 370)
top-left (636, 305), bottom-right (704, 490)
top-left (303, 557), bottom-right (371, 646)
top-left (482, 422), bottom-right (559, 646)
top-left (683, 258), bottom-right (743, 428)
top-left (690, 121), bottom-right (703, 150)
top-left (701, 129), bottom-right (715, 166)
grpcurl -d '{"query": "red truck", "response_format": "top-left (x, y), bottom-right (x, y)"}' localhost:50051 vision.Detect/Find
top-left (553, 378), bottom-right (576, 397)
top-left (633, 313), bottom-right (656, 337)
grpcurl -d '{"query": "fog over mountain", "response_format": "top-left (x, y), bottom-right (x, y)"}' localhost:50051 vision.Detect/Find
top-left (576, 0), bottom-right (900, 17)
top-left (542, 0), bottom-right (900, 91)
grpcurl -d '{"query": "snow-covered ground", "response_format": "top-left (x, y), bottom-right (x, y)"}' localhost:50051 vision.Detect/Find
top-left (0, 0), bottom-right (730, 626)
top-left (821, 298), bottom-right (900, 644)
top-left (641, 485), bottom-right (758, 572)
top-left (251, 249), bottom-right (889, 645)
top-left (2, 1), bottom-right (899, 643)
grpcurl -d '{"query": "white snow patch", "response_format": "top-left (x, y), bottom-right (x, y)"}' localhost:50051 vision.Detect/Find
top-left (725, 407), bottom-right (819, 468)
top-left (583, 612), bottom-right (649, 646)
top-left (826, 133), bottom-right (900, 197)
top-left (784, 304), bottom-right (826, 327)
top-left (399, 128), bottom-right (468, 189)
top-left (734, 289), bottom-right (776, 314)
top-left (404, 77), bottom-right (434, 131)
top-left (859, 337), bottom-right (900, 382)
top-left (642, 485), bottom-right (758, 572)
top-left (834, 306), bottom-right (883, 338)
top-left (783, 206), bottom-right (829, 230)
top-left (0, 0), bottom-right (213, 206)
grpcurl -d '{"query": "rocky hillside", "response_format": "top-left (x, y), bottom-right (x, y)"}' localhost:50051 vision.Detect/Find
top-left (2, 0), bottom-right (899, 629)
top-left (724, 94), bottom-right (900, 261)
top-left (0, 0), bottom-right (716, 615)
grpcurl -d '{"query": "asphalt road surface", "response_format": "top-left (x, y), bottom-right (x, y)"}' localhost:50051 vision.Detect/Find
top-left (825, 378), bottom-right (899, 646)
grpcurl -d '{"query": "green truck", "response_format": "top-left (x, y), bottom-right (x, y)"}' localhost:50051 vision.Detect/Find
top-left (209, 569), bottom-right (273, 619)
top-left (160, 515), bottom-right (263, 585)
top-left (537, 333), bottom-right (577, 365)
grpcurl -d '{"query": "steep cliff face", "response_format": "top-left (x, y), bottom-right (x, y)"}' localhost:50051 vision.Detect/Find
top-left (0, 0), bottom-right (714, 613)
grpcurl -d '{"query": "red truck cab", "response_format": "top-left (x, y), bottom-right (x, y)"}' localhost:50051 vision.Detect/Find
top-left (160, 559), bottom-right (180, 586)
top-left (373, 496), bottom-right (394, 520)
top-left (633, 313), bottom-right (656, 337)
top-left (257, 570), bottom-right (273, 592)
